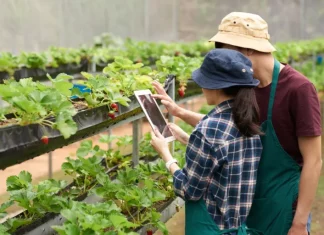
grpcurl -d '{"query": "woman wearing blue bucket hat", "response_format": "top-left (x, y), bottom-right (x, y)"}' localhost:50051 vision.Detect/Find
top-left (150, 49), bottom-right (263, 234)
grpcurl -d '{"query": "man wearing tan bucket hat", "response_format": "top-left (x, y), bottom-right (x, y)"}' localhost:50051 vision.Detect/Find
top-left (152, 12), bottom-right (322, 235)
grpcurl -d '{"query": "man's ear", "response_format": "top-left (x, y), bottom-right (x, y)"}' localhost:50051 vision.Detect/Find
top-left (246, 49), bottom-right (255, 56)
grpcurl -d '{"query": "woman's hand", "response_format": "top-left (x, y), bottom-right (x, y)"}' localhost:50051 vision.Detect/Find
top-left (150, 127), bottom-right (173, 162)
top-left (168, 123), bottom-right (190, 145)
top-left (152, 81), bottom-right (182, 117)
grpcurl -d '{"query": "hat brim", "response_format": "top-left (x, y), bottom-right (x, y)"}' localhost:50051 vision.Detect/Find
top-left (192, 68), bottom-right (260, 89)
top-left (209, 31), bottom-right (276, 53)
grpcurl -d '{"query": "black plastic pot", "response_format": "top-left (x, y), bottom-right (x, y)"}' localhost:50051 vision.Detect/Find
top-left (0, 71), bottom-right (10, 83)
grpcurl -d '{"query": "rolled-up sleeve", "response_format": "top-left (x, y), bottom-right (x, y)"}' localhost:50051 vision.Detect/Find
top-left (173, 130), bottom-right (219, 201)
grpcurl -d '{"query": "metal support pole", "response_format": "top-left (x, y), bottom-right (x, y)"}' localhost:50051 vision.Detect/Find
top-left (91, 61), bottom-right (96, 73)
top-left (108, 129), bottom-right (112, 150)
top-left (138, 118), bottom-right (143, 139)
top-left (48, 152), bottom-right (53, 179)
top-left (167, 79), bottom-right (175, 155)
top-left (132, 120), bottom-right (140, 166)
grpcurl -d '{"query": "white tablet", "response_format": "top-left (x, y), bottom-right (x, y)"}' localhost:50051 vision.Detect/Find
top-left (134, 90), bottom-right (175, 142)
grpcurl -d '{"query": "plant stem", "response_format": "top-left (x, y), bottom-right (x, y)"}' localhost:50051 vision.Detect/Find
top-left (126, 205), bottom-right (136, 223)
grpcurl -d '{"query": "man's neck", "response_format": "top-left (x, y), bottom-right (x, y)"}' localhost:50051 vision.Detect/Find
top-left (253, 55), bottom-right (285, 88)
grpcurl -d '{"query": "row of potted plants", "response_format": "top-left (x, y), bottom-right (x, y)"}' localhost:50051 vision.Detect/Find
top-left (0, 121), bottom-right (195, 235)
top-left (1, 32), bottom-right (323, 82)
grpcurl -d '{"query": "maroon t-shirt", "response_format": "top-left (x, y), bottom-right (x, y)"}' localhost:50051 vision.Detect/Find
top-left (255, 65), bottom-right (322, 165)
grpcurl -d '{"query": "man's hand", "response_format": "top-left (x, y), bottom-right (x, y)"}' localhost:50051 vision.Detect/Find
top-left (288, 223), bottom-right (308, 235)
top-left (152, 81), bottom-right (183, 117)
top-left (168, 123), bottom-right (190, 145)
top-left (292, 136), bottom-right (322, 235)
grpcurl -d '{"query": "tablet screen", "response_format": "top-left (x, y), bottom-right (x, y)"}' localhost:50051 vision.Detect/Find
top-left (137, 94), bottom-right (173, 138)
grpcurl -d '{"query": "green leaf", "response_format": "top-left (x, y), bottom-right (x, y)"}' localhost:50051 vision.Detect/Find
top-left (6, 171), bottom-right (32, 191)
top-left (28, 90), bottom-right (45, 103)
top-left (61, 209), bottom-right (78, 223)
top-left (19, 171), bottom-right (32, 183)
top-left (55, 73), bottom-right (73, 82)
top-left (99, 134), bottom-right (117, 143)
top-left (116, 136), bottom-right (133, 148)
top-left (114, 96), bottom-right (130, 107)
top-left (84, 93), bottom-right (99, 106)
top-left (54, 81), bottom-right (73, 97)
top-left (76, 140), bottom-right (93, 157)
top-left (0, 224), bottom-right (10, 235)
top-left (0, 200), bottom-right (14, 213)
top-left (109, 214), bottom-right (137, 229)
top-left (144, 179), bottom-right (154, 189)
top-left (7, 217), bottom-right (32, 231)
top-left (81, 72), bottom-right (94, 80)
top-left (55, 111), bottom-right (78, 139)
top-left (52, 223), bottom-right (80, 235)
top-left (0, 85), bottom-right (20, 98)
top-left (156, 221), bottom-right (168, 235)
top-left (12, 96), bottom-right (47, 116)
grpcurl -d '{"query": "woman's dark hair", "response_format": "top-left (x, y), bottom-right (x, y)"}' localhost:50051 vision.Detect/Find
top-left (223, 87), bottom-right (262, 137)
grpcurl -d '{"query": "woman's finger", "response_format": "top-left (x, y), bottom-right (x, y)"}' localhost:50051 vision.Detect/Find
top-left (153, 126), bottom-right (164, 138)
top-left (152, 82), bottom-right (168, 95)
top-left (151, 94), bottom-right (170, 101)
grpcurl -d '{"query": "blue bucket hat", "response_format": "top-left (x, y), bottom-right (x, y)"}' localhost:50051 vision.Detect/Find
top-left (192, 49), bottom-right (259, 89)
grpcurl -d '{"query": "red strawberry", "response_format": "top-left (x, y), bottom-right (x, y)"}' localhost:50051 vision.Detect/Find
top-left (178, 88), bottom-right (185, 97)
top-left (174, 51), bottom-right (181, 56)
top-left (108, 111), bottom-right (116, 119)
top-left (110, 103), bottom-right (118, 112)
top-left (147, 230), bottom-right (153, 235)
top-left (41, 136), bottom-right (49, 145)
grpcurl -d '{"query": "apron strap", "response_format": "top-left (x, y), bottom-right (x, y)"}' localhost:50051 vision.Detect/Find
top-left (218, 223), bottom-right (263, 235)
top-left (267, 59), bottom-right (281, 120)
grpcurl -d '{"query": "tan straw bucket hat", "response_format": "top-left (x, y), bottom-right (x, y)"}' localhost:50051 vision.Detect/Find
top-left (209, 12), bottom-right (276, 53)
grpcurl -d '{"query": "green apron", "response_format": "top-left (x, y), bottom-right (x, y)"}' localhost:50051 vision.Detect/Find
top-left (246, 59), bottom-right (301, 234)
top-left (185, 199), bottom-right (261, 235)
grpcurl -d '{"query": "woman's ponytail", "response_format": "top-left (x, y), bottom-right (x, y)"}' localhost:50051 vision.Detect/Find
top-left (223, 87), bottom-right (262, 137)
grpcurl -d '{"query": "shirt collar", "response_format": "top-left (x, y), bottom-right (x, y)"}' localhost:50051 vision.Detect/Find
top-left (208, 99), bottom-right (234, 116)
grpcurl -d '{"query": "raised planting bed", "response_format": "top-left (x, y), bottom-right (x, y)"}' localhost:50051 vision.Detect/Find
top-left (0, 78), bottom-right (201, 170)
top-left (6, 156), bottom-right (178, 235)
top-left (0, 59), bottom-right (89, 84)
top-left (0, 96), bottom-right (141, 170)
top-left (136, 197), bottom-right (185, 235)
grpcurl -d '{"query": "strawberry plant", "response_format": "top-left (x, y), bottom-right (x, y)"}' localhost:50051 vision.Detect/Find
top-left (47, 47), bottom-right (82, 67)
top-left (74, 71), bottom-right (131, 109)
top-left (294, 61), bottom-right (324, 91)
top-left (0, 52), bottom-right (18, 75)
top-left (156, 55), bottom-right (203, 90)
top-left (18, 52), bottom-right (47, 69)
top-left (51, 200), bottom-right (138, 235)
top-left (0, 73), bottom-right (78, 138)
top-left (0, 171), bottom-right (69, 233)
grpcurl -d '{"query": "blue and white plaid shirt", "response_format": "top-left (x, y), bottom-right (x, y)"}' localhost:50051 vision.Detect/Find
top-left (173, 100), bottom-right (262, 230)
